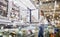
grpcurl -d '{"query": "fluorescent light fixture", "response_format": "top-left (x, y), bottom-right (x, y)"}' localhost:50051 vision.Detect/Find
top-left (46, 0), bottom-right (49, 1)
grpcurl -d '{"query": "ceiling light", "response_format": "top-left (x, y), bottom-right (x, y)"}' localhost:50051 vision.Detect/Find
top-left (46, 0), bottom-right (49, 1)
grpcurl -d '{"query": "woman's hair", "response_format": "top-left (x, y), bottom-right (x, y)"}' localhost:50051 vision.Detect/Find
top-left (40, 10), bottom-right (44, 16)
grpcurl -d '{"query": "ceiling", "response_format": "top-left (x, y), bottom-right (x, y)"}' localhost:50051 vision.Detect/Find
top-left (19, 0), bottom-right (36, 9)
top-left (31, 0), bottom-right (60, 12)
top-left (13, 0), bottom-right (36, 9)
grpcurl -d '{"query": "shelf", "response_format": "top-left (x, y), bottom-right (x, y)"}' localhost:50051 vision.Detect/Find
top-left (0, 0), bottom-right (8, 17)
top-left (12, 7), bottom-right (19, 11)
top-left (0, 6), bottom-right (7, 11)
top-left (40, 0), bottom-right (54, 2)
top-left (0, 2), bottom-right (7, 7)
top-left (0, 11), bottom-right (7, 16)
top-left (12, 8), bottom-right (19, 12)
top-left (0, 0), bottom-right (8, 13)
top-left (0, 15), bottom-right (7, 19)
top-left (12, 3), bottom-right (19, 12)
top-left (0, 9), bottom-right (7, 13)
top-left (42, 1), bottom-right (54, 4)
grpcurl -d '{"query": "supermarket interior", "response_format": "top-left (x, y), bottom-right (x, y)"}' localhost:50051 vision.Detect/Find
top-left (0, 0), bottom-right (60, 37)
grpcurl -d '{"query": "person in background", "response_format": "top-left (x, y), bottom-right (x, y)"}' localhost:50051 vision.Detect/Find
top-left (38, 10), bottom-right (48, 37)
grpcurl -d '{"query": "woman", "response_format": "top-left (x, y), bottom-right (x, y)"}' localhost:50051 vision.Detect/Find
top-left (38, 10), bottom-right (48, 37)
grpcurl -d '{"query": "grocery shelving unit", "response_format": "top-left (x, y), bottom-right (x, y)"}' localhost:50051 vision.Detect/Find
top-left (39, 0), bottom-right (60, 37)
top-left (0, 0), bottom-right (21, 28)
top-left (0, 0), bottom-right (8, 17)
top-left (0, 0), bottom-right (12, 28)
top-left (31, 0), bottom-right (60, 25)
top-left (10, 2), bottom-right (20, 21)
top-left (38, 0), bottom-right (60, 26)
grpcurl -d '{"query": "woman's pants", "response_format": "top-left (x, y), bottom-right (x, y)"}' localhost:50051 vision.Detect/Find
top-left (38, 31), bottom-right (43, 37)
top-left (38, 24), bottom-right (48, 37)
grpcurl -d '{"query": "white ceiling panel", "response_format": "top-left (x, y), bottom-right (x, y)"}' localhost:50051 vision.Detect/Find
top-left (20, 0), bottom-right (36, 9)
top-left (13, 0), bottom-right (27, 9)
